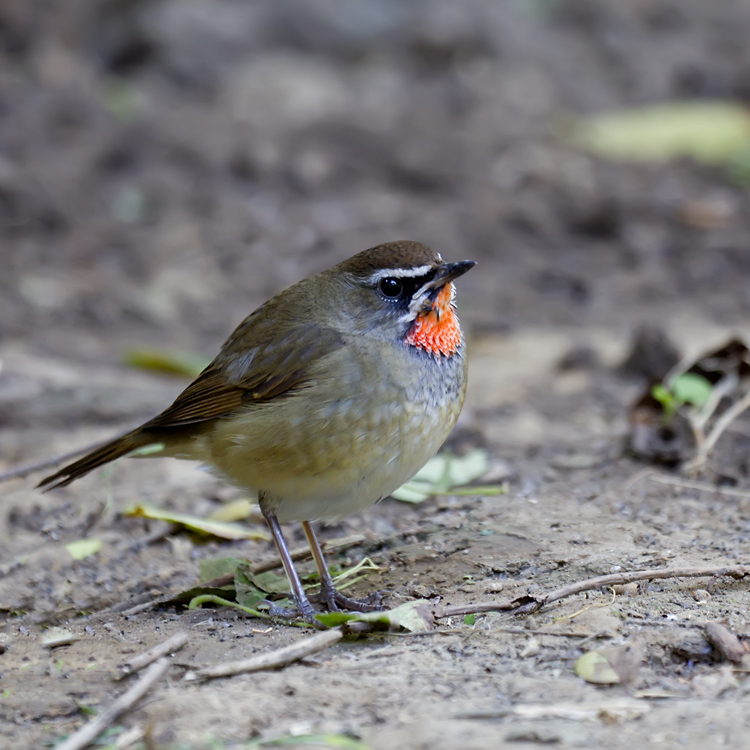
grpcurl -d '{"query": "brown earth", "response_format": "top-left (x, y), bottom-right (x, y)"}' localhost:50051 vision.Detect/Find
top-left (2, 1), bottom-right (750, 748)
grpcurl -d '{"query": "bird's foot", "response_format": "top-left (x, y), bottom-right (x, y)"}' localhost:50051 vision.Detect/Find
top-left (309, 587), bottom-right (384, 613)
top-left (261, 599), bottom-right (327, 628)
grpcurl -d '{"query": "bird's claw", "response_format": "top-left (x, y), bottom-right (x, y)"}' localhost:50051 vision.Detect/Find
top-left (309, 587), bottom-right (384, 613)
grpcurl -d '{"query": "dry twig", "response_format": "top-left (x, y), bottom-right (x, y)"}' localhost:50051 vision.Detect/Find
top-left (55, 658), bottom-right (169, 750)
top-left (686, 388), bottom-right (750, 472)
top-left (116, 631), bottom-right (189, 680)
top-left (646, 474), bottom-right (750, 500)
top-left (185, 628), bottom-right (342, 681)
top-left (434, 565), bottom-right (748, 619)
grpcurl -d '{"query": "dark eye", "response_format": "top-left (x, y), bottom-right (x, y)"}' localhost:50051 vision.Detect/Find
top-left (379, 277), bottom-right (403, 299)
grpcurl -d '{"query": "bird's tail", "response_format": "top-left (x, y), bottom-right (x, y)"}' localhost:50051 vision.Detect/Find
top-left (37, 430), bottom-right (151, 490)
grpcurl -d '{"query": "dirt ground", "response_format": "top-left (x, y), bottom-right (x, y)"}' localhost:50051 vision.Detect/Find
top-left (3, 1), bottom-right (750, 748)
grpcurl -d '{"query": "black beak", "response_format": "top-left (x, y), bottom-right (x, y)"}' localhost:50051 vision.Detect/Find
top-left (424, 260), bottom-right (476, 291)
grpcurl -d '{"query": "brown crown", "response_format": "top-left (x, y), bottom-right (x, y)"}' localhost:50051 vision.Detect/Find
top-left (336, 241), bottom-right (442, 276)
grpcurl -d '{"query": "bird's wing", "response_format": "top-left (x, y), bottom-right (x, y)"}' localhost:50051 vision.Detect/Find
top-left (143, 323), bottom-right (344, 429)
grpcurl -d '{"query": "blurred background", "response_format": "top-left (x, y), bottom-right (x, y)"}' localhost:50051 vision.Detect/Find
top-left (5, 5), bottom-right (750, 746)
top-left (3, 0), bottom-right (750, 369)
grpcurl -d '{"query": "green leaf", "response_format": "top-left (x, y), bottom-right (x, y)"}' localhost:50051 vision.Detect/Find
top-left (65, 538), bottom-right (103, 561)
top-left (444, 449), bottom-right (490, 486)
top-left (570, 101), bottom-right (750, 164)
top-left (670, 372), bottom-right (714, 409)
top-left (391, 449), bottom-right (497, 503)
top-left (199, 557), bottom-right (245, 583)
top-left (463, 613), bottom-right (476, 626)
top-left (234, 562), bottom-right (291, 609)
top-left (651, 382), bottom-right (677, 420)
top-left (124, 503), bottom-right (270, 541)
top-left (315, 600), bottom-right (434, 633)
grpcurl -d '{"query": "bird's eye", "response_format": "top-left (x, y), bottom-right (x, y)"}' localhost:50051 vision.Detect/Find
top-left (379, 277), bottom-right (403, 299)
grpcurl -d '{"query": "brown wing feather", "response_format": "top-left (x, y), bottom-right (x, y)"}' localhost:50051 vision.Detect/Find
top-left (39, 322), bottom-right (344, 489)
top-left (144, 323), bottom-right (342, 428)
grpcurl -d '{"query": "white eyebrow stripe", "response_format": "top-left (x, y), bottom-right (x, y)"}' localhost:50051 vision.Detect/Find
top-left (364, 265), bottom-right (436, 283)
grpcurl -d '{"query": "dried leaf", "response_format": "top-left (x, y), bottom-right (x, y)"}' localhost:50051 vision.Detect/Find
top-left (575, 650), bottom-right (621, 684)
top-left (575, 643), bottom-right (643, 687)
top-left (207, 498), bottom-right (257, 523)
top-left (124, 503), bottom-right (270, 541)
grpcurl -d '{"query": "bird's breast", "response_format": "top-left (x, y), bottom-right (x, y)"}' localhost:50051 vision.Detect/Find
top-left (205, 339), bottom-right (467, 521)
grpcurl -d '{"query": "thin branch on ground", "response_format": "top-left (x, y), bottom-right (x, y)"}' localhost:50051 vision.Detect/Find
top-left (184, 628), bottom-right (342, 681)
top-left (55, 658), bottom-right (169, 750)
top-left (685, 388), bottom-right (750, 472)
top-left (115, 631), bottom-right (189, 680)
top-left (646, 474), bottom-right (750, 500)
top-left (434, 565), bottom-right (748, 619)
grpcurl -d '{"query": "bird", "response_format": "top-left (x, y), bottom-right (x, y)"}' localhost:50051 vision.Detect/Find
top-left (39, 240), bottom-right (475, 621)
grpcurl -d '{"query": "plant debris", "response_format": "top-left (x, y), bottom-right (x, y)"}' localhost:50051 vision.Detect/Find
top-left (627, 337), bottom-right (750, 466)
top-left (124, 503), bottom-right (270, 541)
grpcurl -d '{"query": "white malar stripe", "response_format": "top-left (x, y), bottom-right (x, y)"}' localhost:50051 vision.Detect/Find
top-left (363, 264), bottom-right (436, 283)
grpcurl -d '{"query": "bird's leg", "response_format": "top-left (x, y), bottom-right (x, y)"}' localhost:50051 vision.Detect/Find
top-left (302, 521), bottom-right (382, 612)
top-left (260, 506), bottom-right (319, 623)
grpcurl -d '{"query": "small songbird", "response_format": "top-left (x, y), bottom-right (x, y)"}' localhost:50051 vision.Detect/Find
top-left (40, 241), bottom-right (475, 620)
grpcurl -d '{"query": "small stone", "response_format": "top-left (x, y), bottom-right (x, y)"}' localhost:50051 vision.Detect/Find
top-left (612, 583), bottom-right (639, 597)
top-left (42, 628), bottom-right (80, 648)
top-left (693, 589), bottom-right (711, 604)
top-left (520, 638), bottom-right (541, 658)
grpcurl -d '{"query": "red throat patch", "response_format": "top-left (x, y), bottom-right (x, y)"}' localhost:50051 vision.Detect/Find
top-left (404, 283), bottom-right (462, 357)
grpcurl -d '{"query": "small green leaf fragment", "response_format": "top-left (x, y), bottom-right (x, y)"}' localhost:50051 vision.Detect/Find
top-left (670, 372), bottom-right (714, 409)
top-left (463, 614), bottom-right (476, 626)
top-left (127, 443), bottom-right (165, 457)
top-left (389, 483), bottom-right (434, 503)
top-left (651, 382), bottom-right (677, 420)
top-left (65, 538), bottom-right (103, 561)
top-left (316, 600), bottom-right (434, 633)
top-left (313, 612), bottom-right (359, 628)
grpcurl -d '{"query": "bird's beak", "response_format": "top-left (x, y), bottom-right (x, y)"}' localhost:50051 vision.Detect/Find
top-left (423, 260), bottom-right (476, 291)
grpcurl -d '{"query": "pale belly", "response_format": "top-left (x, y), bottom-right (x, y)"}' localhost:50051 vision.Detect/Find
top-left (198, 345), bottom-right (467, 522)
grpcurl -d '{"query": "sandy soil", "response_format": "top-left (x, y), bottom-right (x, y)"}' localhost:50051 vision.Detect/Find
top-left (2, 1), bottom-right (750, 748)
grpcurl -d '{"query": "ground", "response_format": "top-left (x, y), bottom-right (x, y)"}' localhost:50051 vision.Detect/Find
top-left (2, 1), bottom-right (750, 748)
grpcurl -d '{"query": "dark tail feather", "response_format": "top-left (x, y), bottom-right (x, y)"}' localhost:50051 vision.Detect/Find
top-left (37, 431), bottom-right (148, 490)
